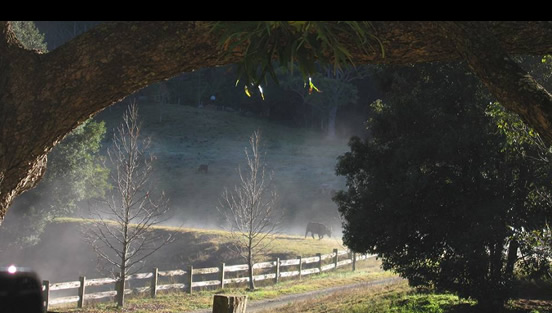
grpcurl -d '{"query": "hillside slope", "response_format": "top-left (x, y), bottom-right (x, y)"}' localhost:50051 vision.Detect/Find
top-left (93, 100), bottom-right (349, 232)
top-left (9, 218), bottom-right (347, 284)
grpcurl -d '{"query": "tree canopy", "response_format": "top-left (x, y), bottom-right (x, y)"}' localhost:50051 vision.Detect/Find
top-left (334, 63), bottom-right (552, 310)
top-left (1, 21), bottom-right (552, 219)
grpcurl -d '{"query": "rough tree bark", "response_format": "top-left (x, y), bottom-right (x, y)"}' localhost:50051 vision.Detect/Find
top-left (0, 21), bottom-right (239, 219)
top-left (438, 21), bottom-right (552, 145)
top-left (1, 21), bottom-right (552, 220)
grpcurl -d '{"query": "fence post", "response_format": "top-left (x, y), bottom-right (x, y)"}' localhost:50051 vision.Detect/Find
top-left (42, 280), bottom-right (49, 313)
top-left (188, 265), bottom-right (194, 294)
top-left (316, 253), bottom-right (322, 274)
top-left (78, 276), bottom-right (86, 308)
top-left (352, 252), bottom-right (357, 271)
top-left (333, 249), bottom-right (338, 270)
top-left (151, 268), bottom-right (158, 298)
top-left (275, 258), bottom-right (280, 284)
top-left (298, 256), bottom-right (302, 280)
top-left (220, 263), bottom-right (226, 289)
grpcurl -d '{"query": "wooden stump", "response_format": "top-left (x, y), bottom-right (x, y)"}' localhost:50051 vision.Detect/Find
top-left (212, 294), bottom-right (247, 313)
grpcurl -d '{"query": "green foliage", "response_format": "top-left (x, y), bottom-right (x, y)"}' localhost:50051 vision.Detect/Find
top-left (335, 63), bottom-right (552, 309)
top-left (46, 120), bottom-right (110, 214)
top-left (486, 101), bottom-right (550, 157)
top-left (388, 293), bottom-right (471, 313)
top-left (212, 21), bottom-right (383, 98)
top-left (486, 101), bottom-right (552, 280)
top-left (0, 121), bottom-right (108, 248)
top-left (10, 21), bottom-right (48, 52)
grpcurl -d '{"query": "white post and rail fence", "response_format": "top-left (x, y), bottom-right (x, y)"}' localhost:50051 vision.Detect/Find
top-left (42, 249), bottom-right (375, 312)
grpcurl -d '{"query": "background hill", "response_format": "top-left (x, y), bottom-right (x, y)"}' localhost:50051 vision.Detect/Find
top-left (92, 99), bottom-right (351, 233)
top-left (1, 89), bottom-right (360, 285)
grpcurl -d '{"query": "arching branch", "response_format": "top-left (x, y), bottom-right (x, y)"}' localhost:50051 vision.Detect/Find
top-left (2, 21), bottom-right (552, 220)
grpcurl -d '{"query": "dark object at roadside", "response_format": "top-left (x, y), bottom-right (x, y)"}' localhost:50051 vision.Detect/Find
top-left (0, 265), bottom-right (43, 313)
top-left (212, 294), bottom-right (247, 313)
top-left (305, 222), bottom-right (332, 239)
top-left (197, 164), bottom-right (208, 174)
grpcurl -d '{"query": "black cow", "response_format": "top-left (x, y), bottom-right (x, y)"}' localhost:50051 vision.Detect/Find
top-left (305, 222), bottom-right (332, 239)
top-left (197, 164), bottom-right (208, 174)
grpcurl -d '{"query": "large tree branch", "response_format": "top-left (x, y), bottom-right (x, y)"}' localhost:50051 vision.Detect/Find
top-left (348, 21), bottom-right (552, 64)
top-left (2, 21), bottom-right (552, 219)
top-left (439, 21), bottom-right (552, 145)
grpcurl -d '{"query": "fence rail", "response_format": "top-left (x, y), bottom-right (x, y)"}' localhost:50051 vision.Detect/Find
top-left (42, 248), bottom-right (375, 311)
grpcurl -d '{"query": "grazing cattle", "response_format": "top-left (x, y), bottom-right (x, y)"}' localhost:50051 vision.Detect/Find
top-left (305, 222), bottom-right (332, 239)
top-left (197, 164), bottom-right (208, 174)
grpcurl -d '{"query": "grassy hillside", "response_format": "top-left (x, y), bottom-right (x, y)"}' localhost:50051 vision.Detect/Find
top-left (9, 218), bottom-right (349, 284)
top-left (93, 101), bottom-right (349, 232)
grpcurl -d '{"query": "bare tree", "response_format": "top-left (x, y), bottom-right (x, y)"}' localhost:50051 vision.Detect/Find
top-left (86, 102), bottom-right (172, 307)
top-left (218, 130), bottom-right (282, 290)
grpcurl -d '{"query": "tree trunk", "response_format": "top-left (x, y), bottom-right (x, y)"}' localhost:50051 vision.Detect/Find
top-left (117, 260), bottom-right (126, 307)
top-left (2, 21), bottom-right (552, 219)
top-left (505, 239), bottom-right (519, 278)
top-left (247, 251), bottom-right (255, 290)
top-left (116, 277), bottom-right (125, 307)
top-left (327, 105), bottom-right (337, 140)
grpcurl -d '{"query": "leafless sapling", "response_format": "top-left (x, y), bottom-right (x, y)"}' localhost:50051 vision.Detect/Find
top-left (218, 130), bottom-right (283, 290)
top-left (86, 102), bottom-right (172, 307)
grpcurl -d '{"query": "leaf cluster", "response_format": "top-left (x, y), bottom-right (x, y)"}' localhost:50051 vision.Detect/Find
top-left (10, 21), bottom-right (48, 52)
top-left (212, 21), bottom-right (383, 98)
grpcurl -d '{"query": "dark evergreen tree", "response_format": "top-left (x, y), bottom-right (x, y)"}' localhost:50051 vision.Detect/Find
top-left (335, 63), bottom-right (552, 310)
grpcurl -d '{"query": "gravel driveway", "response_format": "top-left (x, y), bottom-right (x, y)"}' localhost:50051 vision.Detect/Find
top-left (189, 277), bottom-right (404, 313)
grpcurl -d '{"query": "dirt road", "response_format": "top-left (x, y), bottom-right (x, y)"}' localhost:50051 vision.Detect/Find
top-left (190, 277), bottom-right (404, 313)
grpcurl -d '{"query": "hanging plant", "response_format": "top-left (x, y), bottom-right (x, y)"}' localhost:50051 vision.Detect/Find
top-left (212, 21), bottom-right (383, 99)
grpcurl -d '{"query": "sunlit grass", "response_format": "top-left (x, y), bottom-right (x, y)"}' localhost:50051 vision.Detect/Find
top-left (53, 217), bottom-right (231, 235)
top-left (256, 281), bottom-right (477, 313)
top-left (52, 217), bottom-right (344, 263)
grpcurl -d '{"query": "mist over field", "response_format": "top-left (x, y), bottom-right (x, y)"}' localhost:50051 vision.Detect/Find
top-left (107, 100), bottom-right (354, 222)
top-left (0, 21), bottom-right (386, 299)
top-left (0, 98), bottom-right (361, 283)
